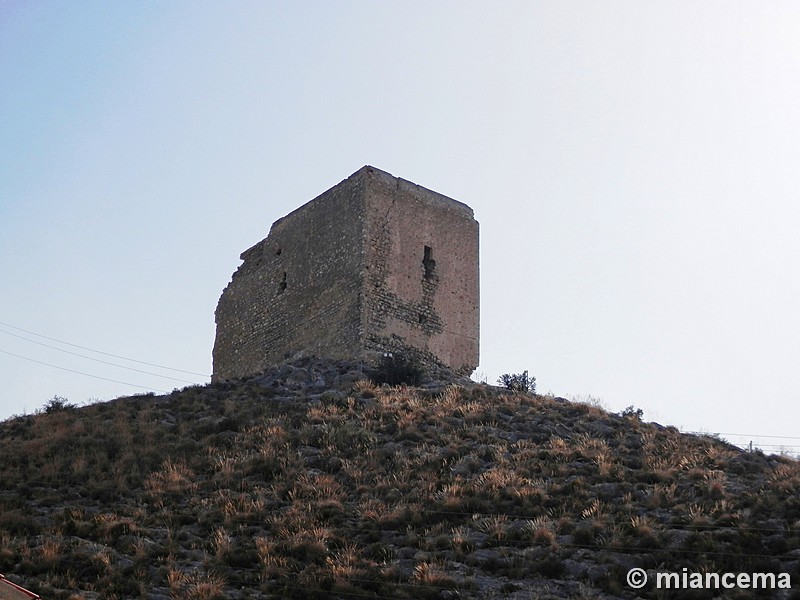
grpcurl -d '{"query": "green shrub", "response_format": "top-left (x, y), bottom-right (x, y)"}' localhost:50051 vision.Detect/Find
top-left (498, 371), bottom-right (536, 393)
top-left (372, 352), bottom-right (423, 386)
top-left (620, 405), bottom-right (644, 420)
top-left (42, 395), bottom-right (77, 414)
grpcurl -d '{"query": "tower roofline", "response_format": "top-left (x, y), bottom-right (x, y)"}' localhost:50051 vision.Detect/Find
top-left (269, 166), bottom-right (474, 234)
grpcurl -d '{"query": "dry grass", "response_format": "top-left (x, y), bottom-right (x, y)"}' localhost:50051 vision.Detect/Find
top-left (144, 459), bottom-right (197, 507)
top-left (412, 560), bottom-right (455, 587)
top-left (0, 363), bottom-right (797, 599)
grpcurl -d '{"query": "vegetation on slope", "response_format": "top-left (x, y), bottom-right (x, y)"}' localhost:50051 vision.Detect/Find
top-left (1, 361), bottom-right (798, 599)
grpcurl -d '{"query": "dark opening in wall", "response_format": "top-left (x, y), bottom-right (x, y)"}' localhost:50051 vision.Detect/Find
top-left (276, 248), bottom-right (282, 256)
top-left (423, 245), bottom-right (436, 279)
top-left (278, 272), bottom-right (287, 294)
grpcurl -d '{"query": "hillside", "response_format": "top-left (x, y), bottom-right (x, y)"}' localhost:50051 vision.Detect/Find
top-left (1, 360), bottom-right (798, 599)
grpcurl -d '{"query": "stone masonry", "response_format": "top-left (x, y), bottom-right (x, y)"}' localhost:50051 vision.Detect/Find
top-left (212, 166), bottom-right (479, 380)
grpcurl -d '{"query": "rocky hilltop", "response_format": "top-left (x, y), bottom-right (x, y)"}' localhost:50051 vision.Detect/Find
top-left (1, 359), bottom-right (798, 599)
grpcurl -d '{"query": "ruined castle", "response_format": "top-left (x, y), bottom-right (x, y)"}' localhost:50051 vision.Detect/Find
top-left (212, 166), bottom-right (479, 380)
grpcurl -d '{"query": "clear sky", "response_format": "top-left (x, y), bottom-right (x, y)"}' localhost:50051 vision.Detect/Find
top-left (3, 2), bottom-right (800, 454)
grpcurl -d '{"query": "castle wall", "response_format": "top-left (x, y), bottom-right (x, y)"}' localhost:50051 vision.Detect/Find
top-left (212, 166), bottom-right (479, 380)
top-left (212, 174), bottom-right (367, 380)
top-left (361, 169), bottom-right (479, 375)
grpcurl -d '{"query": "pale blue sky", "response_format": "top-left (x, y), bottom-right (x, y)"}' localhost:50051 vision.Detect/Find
top-left (3, 2), bottom-right (800, 453)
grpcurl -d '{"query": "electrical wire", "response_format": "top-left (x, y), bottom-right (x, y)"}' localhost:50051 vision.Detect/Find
top-left (3, 492), bottom-right (795, 536)
top-left (0, 348), bottom-right (169, 393)
top-left (0, 328), bottom-right (198, 384)
top-left (0, 320), bottom-right (209, 377)
top-left (685, 431), bottom-right (800, 441)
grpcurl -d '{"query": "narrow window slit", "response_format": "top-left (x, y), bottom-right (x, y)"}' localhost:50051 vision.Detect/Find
top-left (423, 245), bottom-right (436, 279)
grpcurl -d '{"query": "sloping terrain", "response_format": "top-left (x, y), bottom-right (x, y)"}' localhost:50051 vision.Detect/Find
top-left (1, 360), bottom-right (798, 599)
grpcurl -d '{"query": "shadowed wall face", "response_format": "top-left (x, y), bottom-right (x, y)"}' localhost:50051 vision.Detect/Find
top-left (213, 166), bottom-right (479, 380)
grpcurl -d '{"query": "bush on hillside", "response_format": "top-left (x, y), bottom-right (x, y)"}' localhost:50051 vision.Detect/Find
top-left (42, 395), bottom-right (77, 414)
top-left (372, 352), bottom-right (424, 386)
top-left (620, 405), bottom-right (644, 420)
top-left (498, 371), bottom-right (535, 393)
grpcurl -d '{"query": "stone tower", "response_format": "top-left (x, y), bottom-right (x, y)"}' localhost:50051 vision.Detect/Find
top-left (212, 166), bottom-right (479, 380)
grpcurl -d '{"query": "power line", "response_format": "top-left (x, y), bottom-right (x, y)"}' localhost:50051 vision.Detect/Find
top-left (0, 320), bottom-right (209, 377)
top-left (0, 348), bottom-right (169, 394)
top-left (0, 328), bottom-right (198, 384)
top-left (682, 430), bottom-right (800, 455)
top-left (688, 431), bottom-right (800, 441)
top-left (0, 325), bottom-right (794, 448)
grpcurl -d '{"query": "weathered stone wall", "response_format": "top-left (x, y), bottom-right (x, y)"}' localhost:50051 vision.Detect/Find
top-left (213, 175), bottom-right (367, 380)
top-left (360, 169), bottom-right (479, 375)
top-left (212, 166), bottom-right (479, 380)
